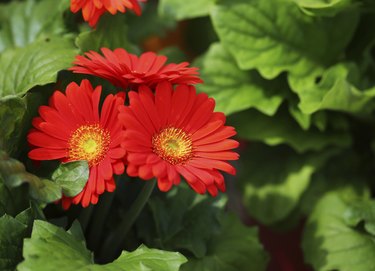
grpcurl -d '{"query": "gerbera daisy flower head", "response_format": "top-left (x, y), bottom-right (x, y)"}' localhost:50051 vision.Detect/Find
top-left (118, 81), bottom-right (239, 196)
top-left (70, 0), bottom-right (145, 27)
top-left (69, 48), bottom-right (203, 90)
top-left (27, 80), bottom-right (127, 209)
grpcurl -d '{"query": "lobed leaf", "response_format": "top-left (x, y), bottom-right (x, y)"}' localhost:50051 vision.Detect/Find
top-left (210, 0), bottom-right (359, 79)
top-left (18, 220), bottom-right (187, 271)
top-left (303, 192), bottom-right (375, 271)
top-left (196, 43), bottom-right (285, 116)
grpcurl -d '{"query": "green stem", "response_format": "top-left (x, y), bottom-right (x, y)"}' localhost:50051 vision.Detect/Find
top-left (78, 205), bottom-right (94, 233)
top-left (88, 190), bottom-right (115, 252)
top-left (100, 179), bottom-right (156, 262)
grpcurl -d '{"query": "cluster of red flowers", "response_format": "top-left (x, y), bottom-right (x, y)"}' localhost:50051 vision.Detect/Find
top-left (28, 1), bottom-right (239, 209)
top-left (28, 47), bottom-right (239, 209)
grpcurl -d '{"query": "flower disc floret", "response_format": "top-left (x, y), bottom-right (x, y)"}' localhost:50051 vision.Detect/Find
top-left (68, 124), bottom-right (110, 166)
top-left (152, 127), bottom-right (193, 165)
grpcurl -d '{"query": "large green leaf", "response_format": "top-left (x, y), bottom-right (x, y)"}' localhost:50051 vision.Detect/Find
top-left (229, 108), bottom-right (351, 153)
top-left (239, 144), bottom-right (335, 225)
top-left (51, 161), bottom-right (89, 197)
top-left (210, 0), bottom-right (359, 79)
top-left (0, 37), bottom-right (77, 98)
top-left (182, 215), bottom-right (268, 271)
top-left (137, 186), bottom-right (226, 258)
top-left (18, 220), bottom-right (187, 271)
top-left (0, 209), bottom-right (33, 271)
top-left (0, 151), bottom-right (61, 203)
top-left (0, 96), bottom-right (26, 154)
top-left (158, 0), bottom-right (215, 20)
top-left (196, 43), bottom-right (285, 116)
top-left (289, 62), bottom-right (375, 114)
top-left (0, 0), bottom-right (66, 52)
top-left (76, 14), bottom-right (136, 53)
top-left (303, 192), bottom-right (375, 271)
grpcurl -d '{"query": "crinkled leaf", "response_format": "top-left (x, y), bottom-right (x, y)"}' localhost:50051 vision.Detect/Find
top-left (18, 220), bottom-right (186, 271)
top-left (158, 0), bottom-right (215, 20)
top-left (0, 0), bottom-right (66, 52)
top-left (303, 192), bottom-right (375, 271)
top-left (0, 37), bottom-right (77, 98)
top-left (0, 151), bottom-right (61, 203)
top-left (0, 96), bottom-right (26, 154)
top-left (292, 0), bottom-right (356, 16)
top-left (229, 108), bottom-right (351, 153)
top-left (289, 62), bottom-right (375, 114)
top-left (52, 161), bottom-right (89, 197)
top-left (182, 214), bottom-right (268, 271)
top-left (210, 0), bottom-right (359, 79)
top-left (0, 209), bottom-right (33, 271)
top-left (137, 185), bottom-right (226, 258)
top-left (239, 143), bottom-right (335, 225)
top-left (196, 43), bottom-right (285, 116)
top-left (76, 14), bottom-right (136, 53)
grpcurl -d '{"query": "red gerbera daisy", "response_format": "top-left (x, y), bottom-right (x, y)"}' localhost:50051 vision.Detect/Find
top-left (118, 81), bottom-right (239, 196)
top-left (70, 0), bottom-right (144, 27)
top-left (27, 80), bottom-right (126, 209)
top-left (69, 48), bottom-right (203, 90)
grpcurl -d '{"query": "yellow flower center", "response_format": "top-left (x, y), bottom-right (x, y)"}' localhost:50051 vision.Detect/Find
top-left (152, 127), bottom-right (193, 165)
top-left (68, 124), bottom-right (110, 166)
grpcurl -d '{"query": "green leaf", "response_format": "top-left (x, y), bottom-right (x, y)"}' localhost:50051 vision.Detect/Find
top-left (0, 37), bottom-right (77, 98)
top-left (0, 209), bottom-right (33, 271)
top-left (0, 96), bottom-right (26, 154)
top-left (289, 62), bottom-right (375, 114)
top-left (0, 177), bottom-right (29, 217)
top-left (210, 0), bottom-right (359, 79)
top-left (0, 0), bottom-right (66, 52)
top-left (86, 245), bottom-right (187, 271)
top-left (196, 43), bottom-right (285, 116)
top-left (239, 143), bottom-right (336, 225)
top-left (182, 214), bottom-right (269, 271)
top-left (51, 161), bottom-right (89, 197)
top-left (344, 201), bottom-right (375, 236)
top-left (302, 192), bottom-right (375, 271)
top-left (159, 0), bottom-right (215, 20)
top-left (76, 14), bottom-right (136, 53)
top-left (292, 0), bottom-right (356, 16)
top-left (229, 108), bottom-right (351, 153)
top-left (18, 220), bottom-right (187, 271)
top-left (299, 150), bottom-right (370, 216)
top-left (0, 151), bottom-right (61, 203)
top-left (137, 185), bottom-right (226, 258)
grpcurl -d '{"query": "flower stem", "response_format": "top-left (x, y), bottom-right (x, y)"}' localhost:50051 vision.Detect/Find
top-left (88, 190), bottom-right (115, 252)
top-left (99, 179), bottom-right (156, 262)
